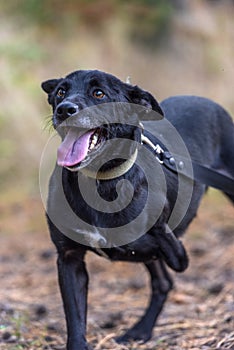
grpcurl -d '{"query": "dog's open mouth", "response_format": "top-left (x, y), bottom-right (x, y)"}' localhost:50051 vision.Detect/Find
top-left (57, 128), bottom-right (104, 170)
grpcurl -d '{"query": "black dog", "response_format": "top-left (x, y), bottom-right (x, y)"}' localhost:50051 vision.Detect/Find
top-left (41, 70), bottom-right (234, 350)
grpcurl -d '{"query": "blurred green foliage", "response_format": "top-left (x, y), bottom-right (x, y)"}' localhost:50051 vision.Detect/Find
top-left (0, 42), bottom-right (45, 63)
top-left (0, 1), bottom-right (175, 192)
top-left (0, 0), bottom-right (233, 196)
top-left (0, 114), bottom-right (16, 187)
top-left (124, 0), bottom-right (173, 46)
top-left (1, 0), bottom-right (174, 47)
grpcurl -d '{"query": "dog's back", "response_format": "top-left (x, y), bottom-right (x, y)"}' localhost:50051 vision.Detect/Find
top-left (161, 96), bottom-right (232, 165)
top-left (41, 70), bottom-right (234, 350)
top-left (160, 96), bottom-right (234, 202)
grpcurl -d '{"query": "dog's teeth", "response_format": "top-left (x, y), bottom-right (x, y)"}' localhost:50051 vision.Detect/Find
top-left (93, 135), bottom-right (98, 144)
top-left (89, 131), bottom-right (100, 152)
top-left (89, 142), bottom-right (95, 150)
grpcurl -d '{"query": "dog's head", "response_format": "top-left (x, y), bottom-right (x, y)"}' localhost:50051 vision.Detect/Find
top-left (41, 70), bottom-right (164, 174)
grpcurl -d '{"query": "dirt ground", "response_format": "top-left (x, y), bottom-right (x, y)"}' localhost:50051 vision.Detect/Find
top-left (0, 190), bottom-right (233, 350)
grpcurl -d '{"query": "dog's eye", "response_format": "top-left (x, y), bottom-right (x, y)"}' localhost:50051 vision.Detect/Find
top-left (57, 88), bottom-right (66, 98)
top-left (93, 89), bottom-right (105, 99)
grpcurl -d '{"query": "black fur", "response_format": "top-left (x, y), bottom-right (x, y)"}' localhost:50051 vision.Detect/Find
top-left (41, 70), bottom-right (234, 350)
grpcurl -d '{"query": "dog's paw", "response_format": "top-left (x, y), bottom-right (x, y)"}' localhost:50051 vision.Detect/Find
top-left (67, 340), bottom-right (93, 350)
top-left (116, 328), bottom-right (151, 344)
top-left (155, 227), bottom-right (189, 272)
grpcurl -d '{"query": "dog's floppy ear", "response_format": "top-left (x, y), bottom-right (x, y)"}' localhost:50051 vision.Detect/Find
top-left (127, 85), bottom-right (164, 120)
top-left (41, 79), bottom-right (62, 94)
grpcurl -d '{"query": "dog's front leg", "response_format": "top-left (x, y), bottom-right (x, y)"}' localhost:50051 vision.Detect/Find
top-left (57, 249), bottom-right (90, 350)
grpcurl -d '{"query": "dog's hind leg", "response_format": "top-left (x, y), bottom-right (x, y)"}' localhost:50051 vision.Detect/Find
top-left (224, 192), bottom-right (234, 204)
top-left (116, 260), bottom-right (173, 344)
top-left (219, 111), bottom-right (234, 204)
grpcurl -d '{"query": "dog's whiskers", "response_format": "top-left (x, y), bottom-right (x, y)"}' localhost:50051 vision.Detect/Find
top-left (43, 115), bottom-right (54, 132)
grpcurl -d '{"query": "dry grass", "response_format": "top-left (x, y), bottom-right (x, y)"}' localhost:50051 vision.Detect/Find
top-left (0, 1), bottom-right (234, 194)
top-left (0, 1), bottom-right (233, 349)
top-left (0, 191), bottom-right (233, 349)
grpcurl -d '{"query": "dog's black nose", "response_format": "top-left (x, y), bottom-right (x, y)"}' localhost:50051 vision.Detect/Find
top-left (56, 102), bottom-right (78, 121)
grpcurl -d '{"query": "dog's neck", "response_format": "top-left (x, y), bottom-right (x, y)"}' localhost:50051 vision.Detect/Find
top-left (80, 148), bottom-right (138, 180)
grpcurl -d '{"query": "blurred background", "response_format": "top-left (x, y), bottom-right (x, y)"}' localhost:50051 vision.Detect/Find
top-left (0, 0), bottom-right (234, 199)
top-left (0, 2), bottom-right (234, 349)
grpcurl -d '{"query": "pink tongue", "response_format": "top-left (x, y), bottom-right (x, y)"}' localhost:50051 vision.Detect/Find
top-left (57, 129), bottom-right (94, 167)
